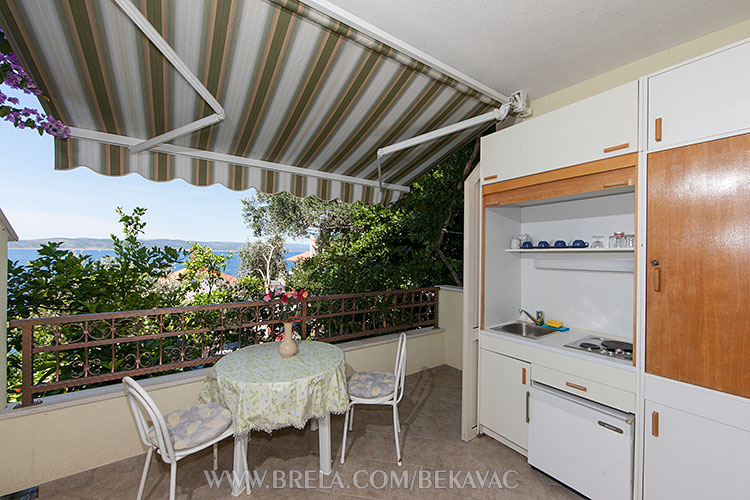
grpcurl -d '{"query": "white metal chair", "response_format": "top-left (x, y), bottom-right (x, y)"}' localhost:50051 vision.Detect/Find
top-left (340, 332), bottom-right (407, 466)
top-left (122, 376), bottom-right (234, 500)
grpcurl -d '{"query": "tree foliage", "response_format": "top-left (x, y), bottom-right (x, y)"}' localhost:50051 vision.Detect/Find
top-left (241, 192), bottom-right (359, 245)
top-left (8, 207), bottom-right (182, 319)
top-left (286, 141), bottom-right (477, 294)
top-left (238, 235), bottom-right (286, 292)
top-left (179, 242), bottom-right (266, 305)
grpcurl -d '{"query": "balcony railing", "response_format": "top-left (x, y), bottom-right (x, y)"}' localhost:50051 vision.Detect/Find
top-left (8, 287), bottom-right (438, 407)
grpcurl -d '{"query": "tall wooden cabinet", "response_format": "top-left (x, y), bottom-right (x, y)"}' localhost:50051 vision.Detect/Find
top-left (641, 39), bottom-right (750, 500)
top-left (645, 133), bottom-right (750, 398)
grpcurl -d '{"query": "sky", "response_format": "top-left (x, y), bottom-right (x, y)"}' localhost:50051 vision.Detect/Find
top-left (1, 90), bottom-right (262, 243)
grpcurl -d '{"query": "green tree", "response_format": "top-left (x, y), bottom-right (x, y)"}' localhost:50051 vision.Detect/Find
top-left (238, 235), bottom-right (286, 292)
top-left (99, 207), bottom-right (183, 311)
top-left (178, 242), bottom-right (233, 302)
top-left (5, 207), bottom-right (183, 402)
top-left (177, 243), bottom-right (267, 305)
top-left (241, 192), bottom-right (359, 246)
top-left (286, 140), bottom-right (479, 294)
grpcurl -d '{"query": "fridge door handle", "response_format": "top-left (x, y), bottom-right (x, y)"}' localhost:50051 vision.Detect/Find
top-left (525, 391), bottom-right (530, 423)
top-left (598, 420), bottom-right (624, 434)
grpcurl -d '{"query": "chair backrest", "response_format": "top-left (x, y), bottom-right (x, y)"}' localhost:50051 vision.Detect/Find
top-left (393, 332), bottom-right (407, 403)
top-left (122, 376), bottom-right (175, 462)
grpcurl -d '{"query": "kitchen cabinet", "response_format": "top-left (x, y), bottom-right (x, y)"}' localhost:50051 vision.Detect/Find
top-left (643, 400), bottom-right (750, 499)
top-left (479, 348), bottom-right (530, 450)
top-left (645, 133), bottom-right (750, 398)
top-left (482, 167), bottom-right (636, 339)
top-left (481, 80), bottom-right (638, 185)
top-left (647, 40), bottom-right (750, 150)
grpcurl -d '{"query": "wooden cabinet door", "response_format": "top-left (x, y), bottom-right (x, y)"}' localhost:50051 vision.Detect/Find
top-left (647, 41), bottom-right (750, 150)
top-left (646, 133), bottom-right (750, 397)
top-left (643, 401), bottom-right (750, 499)
top-left (481, 81), bottom-right (638, 185)
top-left (479, 349), bottom-right (530, 449)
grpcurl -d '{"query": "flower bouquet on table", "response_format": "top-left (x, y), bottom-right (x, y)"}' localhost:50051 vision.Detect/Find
top-left (263, 288), bottom-right (309, 358)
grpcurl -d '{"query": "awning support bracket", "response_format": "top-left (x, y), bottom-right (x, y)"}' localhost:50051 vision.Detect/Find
top-left (112, 0), bottom-right (225, 154)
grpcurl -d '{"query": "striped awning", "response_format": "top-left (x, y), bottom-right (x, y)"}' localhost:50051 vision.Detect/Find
top-left (0, 0), bottom-right (504, 204)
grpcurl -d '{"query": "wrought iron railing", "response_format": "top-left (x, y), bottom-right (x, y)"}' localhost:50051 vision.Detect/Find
top-left (9, 287), bottom-right (438, 407)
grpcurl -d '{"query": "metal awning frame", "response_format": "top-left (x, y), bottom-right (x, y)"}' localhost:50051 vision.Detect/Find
top-left (100, 0), bottom-right (412, 196)
top-left (112, 0), bottom-right (224, 154)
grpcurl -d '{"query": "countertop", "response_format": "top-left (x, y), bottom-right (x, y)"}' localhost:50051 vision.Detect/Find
top-left (481, 323), bottom-right (637, 372)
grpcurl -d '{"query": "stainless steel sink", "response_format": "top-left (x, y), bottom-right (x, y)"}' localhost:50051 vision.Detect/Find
top-left (491, 321), bottom-right (556, 339)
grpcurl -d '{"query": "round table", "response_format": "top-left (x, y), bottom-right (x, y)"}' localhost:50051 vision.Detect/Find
top-left (199, 341), bottom-right (349, 495)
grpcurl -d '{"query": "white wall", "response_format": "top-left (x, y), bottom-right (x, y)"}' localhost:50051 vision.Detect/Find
top-left (518, 193), bottom-right (635, 338)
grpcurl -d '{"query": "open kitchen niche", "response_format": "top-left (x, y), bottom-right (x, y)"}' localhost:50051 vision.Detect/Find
top-left (484, 189), bottom-right (635, 339)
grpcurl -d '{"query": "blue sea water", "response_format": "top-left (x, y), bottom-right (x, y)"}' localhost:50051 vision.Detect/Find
top-left (7, 248), bottom-right (304, 275)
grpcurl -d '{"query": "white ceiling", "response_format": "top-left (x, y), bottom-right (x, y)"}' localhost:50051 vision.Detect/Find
top-left (328, 0), bottom-right (750, 101)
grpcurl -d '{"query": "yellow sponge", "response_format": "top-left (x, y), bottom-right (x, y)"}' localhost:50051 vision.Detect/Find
top-left (547, 320), bottom-right (563, 328)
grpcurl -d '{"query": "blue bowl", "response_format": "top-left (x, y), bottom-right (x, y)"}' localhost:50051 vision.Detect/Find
top-left (521, 241), bottom-right (533, 249)
top-left (554, 240), bottom-right (567, 248)
top-left (537, 240), bottom-right (550, 248)
top-left (571, 239), bottom-right (588, 248)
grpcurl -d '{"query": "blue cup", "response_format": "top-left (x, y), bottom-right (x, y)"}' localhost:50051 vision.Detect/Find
top-left (521, 241), bottom-right (533, 249)
top-left (554, 240), bottom-right (567, 248)
top-left (571, 239), bottom-right (587, 248)
top-left (537, 240), bottom-right (550, 248)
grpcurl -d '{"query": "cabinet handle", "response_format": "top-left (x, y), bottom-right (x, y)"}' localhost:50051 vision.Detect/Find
top-left (565, 381), bottom-right (587, 392)
top-left (525, 391), bottom-right (530, 423)
top-left (483, 175), bottom-right (498, 181)
top-left (522, 367), bottom-right (527, 385)
top-left (653, 267), bottom-right (661, 292)
top-left (485, 201), bottom-right (500, 207)
top-left (602, 180), bottom-right (629, 189)
top-left (603, 143), bottom-right (629, 153)
top-left (655, 118), bottom-right (663, 142)
top-left (652, 411), bottom-right (659, 437)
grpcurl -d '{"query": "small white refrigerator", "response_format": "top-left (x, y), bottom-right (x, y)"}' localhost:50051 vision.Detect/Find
top-left (528, 382), bottom-right (634, 500)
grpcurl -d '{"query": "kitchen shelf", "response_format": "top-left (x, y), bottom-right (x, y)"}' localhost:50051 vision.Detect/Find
top-left (505, 248), bottom-right (634, 253)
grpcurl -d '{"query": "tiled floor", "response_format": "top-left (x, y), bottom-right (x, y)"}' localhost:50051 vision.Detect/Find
top-left (39, 366), bottom-right (584, 500)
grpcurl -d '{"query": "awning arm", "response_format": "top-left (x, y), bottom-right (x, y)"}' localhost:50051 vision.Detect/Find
top-left (68, 127), bottom-right (411, 193)
top-left (112, 0), bottom-right (225, 154)
top-left (377, 105), bottom-right (509, 160)
top-left (375, 90), bottom-right (531, 190)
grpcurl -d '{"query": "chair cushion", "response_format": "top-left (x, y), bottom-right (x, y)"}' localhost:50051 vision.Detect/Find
top-left (348, 371), bottom-right (396, 399)
top-left (148, 402), bottom-right (231, 451)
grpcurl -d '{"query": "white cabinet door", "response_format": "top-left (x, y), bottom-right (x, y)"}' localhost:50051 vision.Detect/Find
top-left (480, 81), bottom-right (638, 184)
top-left (647, 40), bottom-right (750, 150)
top-left (643, 400), bottom-right (750, 499)
top-left (479, 349), bottom-right (530, 449)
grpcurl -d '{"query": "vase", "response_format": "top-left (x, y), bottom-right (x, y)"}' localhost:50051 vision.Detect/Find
top-left (278, 321), bottom-right (298, 358)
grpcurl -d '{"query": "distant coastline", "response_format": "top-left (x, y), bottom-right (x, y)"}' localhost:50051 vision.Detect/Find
top-left (9, 237), bottom-right (309, 253)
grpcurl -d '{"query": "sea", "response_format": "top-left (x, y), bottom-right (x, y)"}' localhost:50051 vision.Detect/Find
top-left (7, 248), bottom-right (305, 275)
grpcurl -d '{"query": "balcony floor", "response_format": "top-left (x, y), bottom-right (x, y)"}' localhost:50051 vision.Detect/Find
top-left (39, 365), bottom-right (583, 500)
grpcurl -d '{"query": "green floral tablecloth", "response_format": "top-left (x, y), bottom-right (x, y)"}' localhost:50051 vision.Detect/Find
top-left (199, 341), bottom-right (349, 435)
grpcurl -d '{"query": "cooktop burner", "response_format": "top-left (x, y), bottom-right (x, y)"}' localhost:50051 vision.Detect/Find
top-left (601, 340), bottom-right (633, 352)
top-left (564, 336), bottom-right (633, 361)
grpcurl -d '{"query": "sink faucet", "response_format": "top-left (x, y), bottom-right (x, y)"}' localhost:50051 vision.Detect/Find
top-left (519, 308), bottom-right (545, 325)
